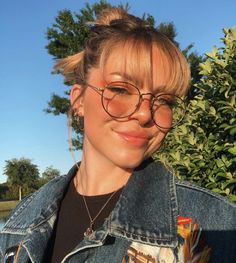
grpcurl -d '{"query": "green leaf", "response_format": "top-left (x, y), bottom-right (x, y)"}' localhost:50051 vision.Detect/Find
top-left (206, 46), bottom-right (218, 59)
top-left (230, 127), bottom-right (236, 136)
top-left (228, 146), bottom-right (236, 155)
top-left (215, 58), bottom-right (227, 67)
top-left (216, 158), bottom-right (225, 168)
top-left (228, 195), bottom-right (236, 202)
top-left (209, 106), bottom-right (216, 116)
top-left (196, 100), bottom-right (206, 111)
top-left (199, 59), bottom-right (212, 74)
top-left (179, 125), bottom-right (188, 134)
top-left (230, 25), bottom-right (236, 39)
top-left (187, 132), bottom-right (196, 145)
top-left (222, 178), bottom-right (236, 189)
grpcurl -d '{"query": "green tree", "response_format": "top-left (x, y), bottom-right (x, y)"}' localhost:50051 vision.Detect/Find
top-left (0, 183), bottom-right (9, 200)
top-left (182, 44), bottom-right (204, 100)
top-left (4, 158), bottom-right (40, 200)
top-left (46, 0), bottom-right (115, 60)
top-left (157, 22), bottom-right (178, 46)
top-left (37, 166), bottom-right (61, 187)
top-left (156, 26), bottom-right (236, 201)
top-left (45, 0), bottom-right (203, 149)
top-left (42, 166), bottom-right (60, 181)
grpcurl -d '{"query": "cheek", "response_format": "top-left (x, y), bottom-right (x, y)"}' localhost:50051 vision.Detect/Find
top-left (153, 105), bottom-right (173, 129)
top-left (82, 92), bottom-right (109, 132)
top-left (147, 130), bottom-right (168, 155)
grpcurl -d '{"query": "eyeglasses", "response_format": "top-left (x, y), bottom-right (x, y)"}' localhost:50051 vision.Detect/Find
top-left (85, 81), bottom-right (185, 129)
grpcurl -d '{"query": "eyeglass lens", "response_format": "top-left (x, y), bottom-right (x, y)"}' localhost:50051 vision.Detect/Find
top-left (101, 82), bottom-right (185, 129)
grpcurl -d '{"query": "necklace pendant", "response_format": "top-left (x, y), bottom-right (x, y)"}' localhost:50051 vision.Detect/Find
top-left (84, 226), bottom-right (93, 237)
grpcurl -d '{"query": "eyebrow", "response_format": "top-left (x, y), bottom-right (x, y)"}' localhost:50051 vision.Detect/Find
top-left (109, 72), bottom-right (135, 82)
top-left (109, 72), bottom-right (167, 93)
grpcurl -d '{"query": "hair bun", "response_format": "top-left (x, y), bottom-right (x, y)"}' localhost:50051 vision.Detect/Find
top-left (94, 7), bottom-right (144, 32)
top-left (96, 8), bottom-right (131, 26)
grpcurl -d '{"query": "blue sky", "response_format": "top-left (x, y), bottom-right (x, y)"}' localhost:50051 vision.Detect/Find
top-left (0, 0), bottom-right (235, 183)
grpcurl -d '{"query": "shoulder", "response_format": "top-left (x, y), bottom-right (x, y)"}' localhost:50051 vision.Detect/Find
top-left (175, 179), bottom-right (236, 261)
top-left (176, 178), bottom-right (235, 206)
top-left (175, 178), bottom-right (236, 229)
top-left (146, 160), bottom-right (236, 227)
top-left (0, 170), bottom-right (76, 259)
top-left (175, 178), bottom-right (235, 210)
top-left (1, 174), bottom-right (70, 233)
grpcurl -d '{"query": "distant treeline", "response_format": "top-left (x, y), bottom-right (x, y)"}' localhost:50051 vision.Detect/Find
top-left (1, 158), bottom-right (60, 201)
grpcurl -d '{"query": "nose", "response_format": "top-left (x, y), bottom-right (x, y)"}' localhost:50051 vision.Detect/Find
top-left (131, 97), bottom-right (153, 126)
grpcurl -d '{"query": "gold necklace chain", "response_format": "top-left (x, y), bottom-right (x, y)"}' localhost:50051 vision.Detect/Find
top-left (77, 169), bottom-right (122, 237)
top-left (82, 189), bottom-right (119, 237)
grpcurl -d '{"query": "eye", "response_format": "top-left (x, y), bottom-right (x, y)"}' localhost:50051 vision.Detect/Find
top-left (106, 83), bottom-right (132, 95)
top-left (107, 86), bottom-right (128, 94)
top-left (154, 95), bottom-right (175, 107)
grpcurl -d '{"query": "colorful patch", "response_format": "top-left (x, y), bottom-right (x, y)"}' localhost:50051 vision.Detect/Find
top-left (122, 216), bottom-right (211, 263)
top-left (177, 216), bottom-right (211, 263)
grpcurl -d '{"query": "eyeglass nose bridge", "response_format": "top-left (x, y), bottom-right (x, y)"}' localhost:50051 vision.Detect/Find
top-left (137, 92), bottom-right (155, 108)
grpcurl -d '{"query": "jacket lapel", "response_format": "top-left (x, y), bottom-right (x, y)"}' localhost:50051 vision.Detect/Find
top-left (109, 160), bottom-right (178, 247)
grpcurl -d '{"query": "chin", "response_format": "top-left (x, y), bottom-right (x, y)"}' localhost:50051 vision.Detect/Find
top-left (111, 151), bottom-right (146, 170)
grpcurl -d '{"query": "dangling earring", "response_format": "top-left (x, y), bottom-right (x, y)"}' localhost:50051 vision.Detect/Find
top-left (75, 111), bottom-right (84, 132)
top-left (78, 115), bottom-right (84, 132)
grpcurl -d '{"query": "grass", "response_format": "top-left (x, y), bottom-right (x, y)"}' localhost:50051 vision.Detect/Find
top-left (0, 200), bottom-right (19, 212)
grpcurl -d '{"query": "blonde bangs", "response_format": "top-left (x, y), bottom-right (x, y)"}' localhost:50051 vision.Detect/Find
top-left (99, 35), bottom-right (190, 97)
top-left (154, 40), bottom-right (191, 97)
top-left (99, 37), bottom-right (153, 87)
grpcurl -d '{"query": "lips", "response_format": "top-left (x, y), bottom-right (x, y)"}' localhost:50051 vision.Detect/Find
top-left (115, 130), bottom-right (150, 147)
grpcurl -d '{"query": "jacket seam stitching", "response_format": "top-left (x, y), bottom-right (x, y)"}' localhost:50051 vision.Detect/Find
top-left (176, 180), bottom-right (236, 206)
top-left (109, 226), bottom-right (174, 242)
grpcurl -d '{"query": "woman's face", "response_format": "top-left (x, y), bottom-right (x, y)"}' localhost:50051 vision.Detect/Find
top-left (72, 46), bottom-right (171, 170)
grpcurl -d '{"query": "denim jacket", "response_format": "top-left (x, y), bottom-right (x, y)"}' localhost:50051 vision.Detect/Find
top-left (0, 160), bottom-right (236, 263)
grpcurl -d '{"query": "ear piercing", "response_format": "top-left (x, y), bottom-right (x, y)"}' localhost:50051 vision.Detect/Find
top-left (74, 111), bottom-right (84, 132)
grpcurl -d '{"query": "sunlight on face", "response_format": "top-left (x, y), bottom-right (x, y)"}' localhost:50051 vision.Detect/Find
top-left (80, 45), bottom-right (172, 169)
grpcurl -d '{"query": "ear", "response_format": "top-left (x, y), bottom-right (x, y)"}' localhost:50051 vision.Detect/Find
top-left (70, 84), bottom-right (84, 115)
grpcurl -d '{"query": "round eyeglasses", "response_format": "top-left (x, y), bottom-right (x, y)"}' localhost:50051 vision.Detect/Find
top-left (84, 81), bottom-right (186, 129)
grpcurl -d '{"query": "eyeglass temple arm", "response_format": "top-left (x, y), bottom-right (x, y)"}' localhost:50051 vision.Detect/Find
top-left (84, 82), bottom-right (104, 94)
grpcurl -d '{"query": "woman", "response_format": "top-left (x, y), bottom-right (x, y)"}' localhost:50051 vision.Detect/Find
top-left (1, 8), bottom-right (235, 263)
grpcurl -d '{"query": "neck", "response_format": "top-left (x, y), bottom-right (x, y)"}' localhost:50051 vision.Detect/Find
top-left (74, 139), bottom-right (132, 196)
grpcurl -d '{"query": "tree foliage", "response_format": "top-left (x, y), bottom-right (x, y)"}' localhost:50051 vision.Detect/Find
top-left (155, 26), bottom-right (236, 201)
top-left (182, 44), bottom-right (204, 100)
top-left (46, 0), bottom-right (114, 59)
top-left (42, 166), bottom-right (60, 180)
top-left (0, 183), bottom-right (9, 200)
top-left (1, 160), bottom-right (61, 200)
top-left (3, 158), bottom-right (40, 199)
top-left (38, 166), bottom-right (61, 186)
top-left (157, 22), bottom-right (178, 46)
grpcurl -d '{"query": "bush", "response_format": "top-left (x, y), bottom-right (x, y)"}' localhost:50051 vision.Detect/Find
top-left (155, 26), bottom-right (236, 202)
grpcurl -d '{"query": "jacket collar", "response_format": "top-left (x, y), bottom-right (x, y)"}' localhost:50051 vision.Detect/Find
top-left (3, 160), bottom-right (178, 248)
top-left (108, 160), bottom-right (178, 247)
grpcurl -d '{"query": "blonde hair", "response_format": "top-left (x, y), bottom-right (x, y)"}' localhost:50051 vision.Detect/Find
top-left (54, 7), bottom-right (190, 97)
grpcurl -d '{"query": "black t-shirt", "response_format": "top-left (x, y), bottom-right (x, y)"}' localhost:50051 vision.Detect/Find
top-left (51, 179), bottom-right (122, 263)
